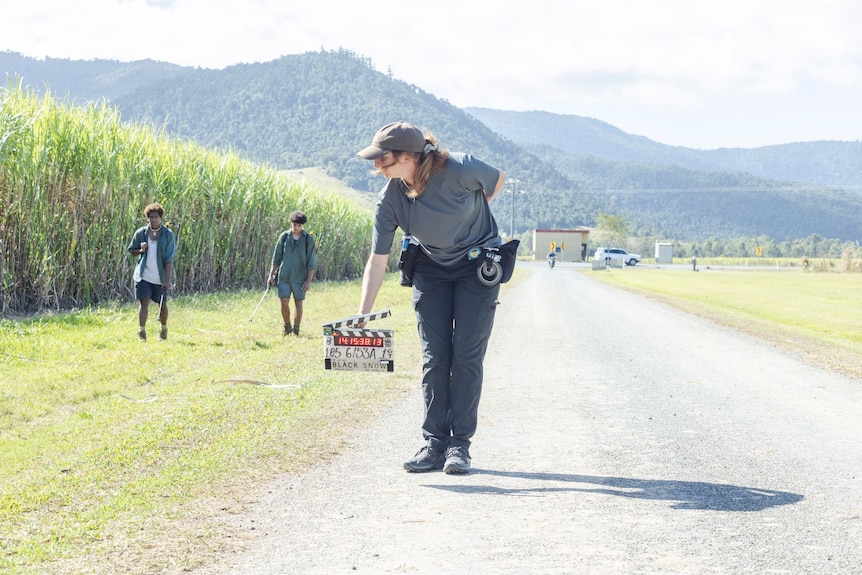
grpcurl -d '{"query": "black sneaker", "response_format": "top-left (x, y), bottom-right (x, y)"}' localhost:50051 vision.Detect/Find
top-left (403, 446), bottom-right (445, 472)
top-left (159, 325), bottom-right (168, 340)
top-left (443, 446), bottom-right (471, 474)
top-left (138, 329), bottom-right (146, 342)
top-left (283, 324), bottom-right (292, 336)
top-left (292, 325), bottom-right (300, 336)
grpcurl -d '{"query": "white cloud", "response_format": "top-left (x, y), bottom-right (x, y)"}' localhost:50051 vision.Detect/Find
top-left (3, 0), bottom-right (862, 147)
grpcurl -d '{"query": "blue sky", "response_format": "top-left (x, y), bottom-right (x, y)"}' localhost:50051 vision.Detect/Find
top-left (3, 0), bottom-right (862, 149)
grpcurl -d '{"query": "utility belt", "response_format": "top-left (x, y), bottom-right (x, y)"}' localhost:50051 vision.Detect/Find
top-left (398, 236), bottom-right (519, 288)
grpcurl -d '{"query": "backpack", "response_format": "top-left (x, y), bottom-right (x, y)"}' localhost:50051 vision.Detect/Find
top-left (281, 230), bottom-right (314, 264)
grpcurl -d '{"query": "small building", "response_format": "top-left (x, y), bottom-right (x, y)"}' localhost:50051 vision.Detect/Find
top-left (655, 242), bottom-right (673, 264)
top-left (533, 229), bottom-right (590, 262)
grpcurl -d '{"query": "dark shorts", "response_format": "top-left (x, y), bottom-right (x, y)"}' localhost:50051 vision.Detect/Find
top-left (277, 281), bottom-right (306, 301)
top-left (135, 280), bottom-right (165, 302)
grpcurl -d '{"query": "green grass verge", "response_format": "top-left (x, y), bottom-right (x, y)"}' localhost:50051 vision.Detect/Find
top-left (585, 266), bottom-right (862, 379)
top-left (0, 275), bottom-right (425, 574)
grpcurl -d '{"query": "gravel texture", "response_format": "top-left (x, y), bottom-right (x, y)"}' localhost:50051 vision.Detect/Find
top-left (195, 262), bottom-right (862, 574)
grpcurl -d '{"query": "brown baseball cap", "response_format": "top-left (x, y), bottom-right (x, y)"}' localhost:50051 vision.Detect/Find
top-left (356, 121), bottom-right (426, 160)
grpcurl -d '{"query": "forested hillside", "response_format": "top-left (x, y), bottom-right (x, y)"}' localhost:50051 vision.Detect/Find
top-left (111, 50), bottom-right (600, 233)
top-left (0, 51), bottom-right (185, 102)
top-left (4, 49), bottom-right (862, 243)
top-left (465, 108), bottom-right (725, 172)
top-left (704, 142), bottom-right (862, 187)
top-left (541, 147), bottom-right (862, 240)
top-left (465, 107), bottom-right (862, 187)
top-left (112, 51), bottom-right (576, 195)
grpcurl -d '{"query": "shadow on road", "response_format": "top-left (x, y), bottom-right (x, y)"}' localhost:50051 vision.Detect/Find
top-left (424, 471), bottom-right (803, 512)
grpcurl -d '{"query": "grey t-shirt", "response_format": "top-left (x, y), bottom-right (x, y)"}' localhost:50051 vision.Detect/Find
top-left (371, 153), bottom-right (502, 266)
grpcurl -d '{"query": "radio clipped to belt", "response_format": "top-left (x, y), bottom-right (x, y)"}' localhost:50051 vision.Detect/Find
top-left (398, 235), bottom-right (421, 287)
top-left (468, 240), bottom-right (520, 287)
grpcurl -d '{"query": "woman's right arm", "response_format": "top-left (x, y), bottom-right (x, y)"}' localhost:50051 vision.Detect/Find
top-left (358, 253), bottom-right (389, 315)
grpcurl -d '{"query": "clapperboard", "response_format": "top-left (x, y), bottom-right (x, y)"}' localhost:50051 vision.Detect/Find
top-left (322, 309), bottom-right (394, 372)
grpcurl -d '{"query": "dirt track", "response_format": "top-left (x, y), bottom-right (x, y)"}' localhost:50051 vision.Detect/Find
top-left (196, 262), bottom-right (862, 574)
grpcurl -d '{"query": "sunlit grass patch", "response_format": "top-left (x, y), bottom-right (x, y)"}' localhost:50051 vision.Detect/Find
top-left (0, 275), bottom-right (421, 572)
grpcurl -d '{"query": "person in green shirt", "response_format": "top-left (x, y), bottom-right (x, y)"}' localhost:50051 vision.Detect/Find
top-left (268, 211), bottom-right (318, 336)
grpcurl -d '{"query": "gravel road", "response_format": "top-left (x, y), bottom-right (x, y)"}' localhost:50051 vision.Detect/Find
top-left (197, 262), bottom-right (862, 574)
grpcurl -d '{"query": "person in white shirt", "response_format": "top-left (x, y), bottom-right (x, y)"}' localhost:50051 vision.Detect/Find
top-left (127, 203), bottom-right (176, 341)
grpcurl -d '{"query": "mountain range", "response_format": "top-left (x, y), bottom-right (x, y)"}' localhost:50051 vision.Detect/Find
top-left (3, 49), bottom-right (861, 243)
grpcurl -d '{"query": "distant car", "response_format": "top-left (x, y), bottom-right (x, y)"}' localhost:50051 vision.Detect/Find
top-left (594, 247), bottom-right (641, 266)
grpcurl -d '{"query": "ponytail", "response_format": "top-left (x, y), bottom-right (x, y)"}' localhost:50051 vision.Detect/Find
top-left (406, 134), bottom-right (448, 199)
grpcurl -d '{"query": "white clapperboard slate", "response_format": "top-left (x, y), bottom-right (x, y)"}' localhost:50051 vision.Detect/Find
top-left (322, 309), bottom-right (394, 372)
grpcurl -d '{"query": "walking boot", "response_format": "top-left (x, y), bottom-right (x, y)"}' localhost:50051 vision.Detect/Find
top-left (403, 446), bottom-right (445, 472)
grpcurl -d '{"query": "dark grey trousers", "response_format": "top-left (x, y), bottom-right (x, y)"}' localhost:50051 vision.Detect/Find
top-left (411, 252), bottom-right (500, 451)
